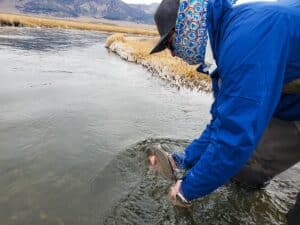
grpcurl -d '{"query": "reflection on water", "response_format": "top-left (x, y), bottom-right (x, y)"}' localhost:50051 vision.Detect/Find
top-left (0, 27), bottom-right (107, 51)
top-left (0, 27), bottom-right (299, 225)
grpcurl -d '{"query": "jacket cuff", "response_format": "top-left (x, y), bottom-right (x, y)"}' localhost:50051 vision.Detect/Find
top-left (172, 152), bottom-right (187, 169)
top-left (180, 177), bottom-right (197, 202)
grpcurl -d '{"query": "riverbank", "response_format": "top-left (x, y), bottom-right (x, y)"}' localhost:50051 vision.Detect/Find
top-left (105, 34), bottom-right (211, 92)
top-left (0, 13), bottom-right (157, 36)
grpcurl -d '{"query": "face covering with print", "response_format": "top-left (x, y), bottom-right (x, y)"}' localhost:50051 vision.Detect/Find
top-left (174, 0), bottom-right (237, 66)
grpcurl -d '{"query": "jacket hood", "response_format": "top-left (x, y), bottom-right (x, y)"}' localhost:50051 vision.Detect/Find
top-left (207, 0), bottom-right (233, 63)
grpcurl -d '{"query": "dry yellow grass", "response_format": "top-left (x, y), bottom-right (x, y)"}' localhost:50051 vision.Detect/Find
top-left (106, 34), bottom-right (211, 91)
top-left (0, 13), bottom-right (157, 36)
top-left (105, 33), bottom-right (126, 47)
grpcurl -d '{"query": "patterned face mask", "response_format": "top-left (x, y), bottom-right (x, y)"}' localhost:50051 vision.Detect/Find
top-left (174, 0), bottom-right (237, 66)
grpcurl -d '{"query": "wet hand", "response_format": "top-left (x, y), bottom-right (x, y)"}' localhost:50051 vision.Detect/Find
top-left (168, 180), bottom-right (192, 208)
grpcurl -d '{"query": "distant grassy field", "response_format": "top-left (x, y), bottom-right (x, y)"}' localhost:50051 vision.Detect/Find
top-left (0, 13), bottom-right (157, 36)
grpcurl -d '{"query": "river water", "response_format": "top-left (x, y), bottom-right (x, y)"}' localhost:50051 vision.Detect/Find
top-left (0, 27), bottom-right (298, 225)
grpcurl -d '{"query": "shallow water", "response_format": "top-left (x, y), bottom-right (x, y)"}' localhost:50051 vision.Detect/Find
top-left (0, 27), bottom-right (299, 225)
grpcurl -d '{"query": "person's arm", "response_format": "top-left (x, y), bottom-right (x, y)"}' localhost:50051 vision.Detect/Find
top-left (180, 12), bottom-right (291, 201)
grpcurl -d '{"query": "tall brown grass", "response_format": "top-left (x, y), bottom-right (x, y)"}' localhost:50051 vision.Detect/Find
top-left (0, 13), bottom-right (157, 36)
top-left (106, 34), bottom-right (211, 91)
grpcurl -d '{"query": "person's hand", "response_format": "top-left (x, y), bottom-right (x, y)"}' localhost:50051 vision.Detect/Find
top-left (168, 180), bottom-right (192, 208)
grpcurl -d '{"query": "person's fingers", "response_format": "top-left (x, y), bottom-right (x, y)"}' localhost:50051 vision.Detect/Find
top-left (175, 180), bottom-right (182, 189)
top-left (168, 181), bottom-right (192, 208)
top-left (168, 186), bottom-right (174, 198)
top-left (170, 196), bottom-right (177, 206)
top-left (168, 186), bottom-right (176, 200)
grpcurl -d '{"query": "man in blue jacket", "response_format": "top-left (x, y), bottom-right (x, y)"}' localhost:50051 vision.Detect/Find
top-left (149, 0), bottom-right (300, 224)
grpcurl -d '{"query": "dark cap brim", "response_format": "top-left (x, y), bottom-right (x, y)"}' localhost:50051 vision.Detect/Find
top-left (149, 30), bottom-right (171, 55)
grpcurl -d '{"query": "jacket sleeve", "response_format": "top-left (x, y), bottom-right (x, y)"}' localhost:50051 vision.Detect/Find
top-left (181, 12), bottom-right (291, 201)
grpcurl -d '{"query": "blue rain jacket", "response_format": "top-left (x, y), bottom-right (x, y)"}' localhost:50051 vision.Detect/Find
top-left (174, 0), bottom-right (300, 201)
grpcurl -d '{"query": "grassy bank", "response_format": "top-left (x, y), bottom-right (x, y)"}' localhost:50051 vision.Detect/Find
top-left (0, 13), bottom-right (157, 36)
top-left (105, 34), bottom-right (211, 92)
